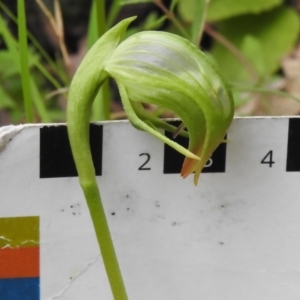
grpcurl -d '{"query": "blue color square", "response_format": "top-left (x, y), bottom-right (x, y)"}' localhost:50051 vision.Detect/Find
top-left (0, 277), bottom-right (39, 300)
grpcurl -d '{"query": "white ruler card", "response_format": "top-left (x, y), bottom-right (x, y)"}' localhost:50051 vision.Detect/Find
top-left (1, 117), bottom-right (300, 300)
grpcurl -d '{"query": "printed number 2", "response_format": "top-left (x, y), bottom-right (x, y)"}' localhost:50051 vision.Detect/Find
top-left (138, 153), bottom-right (151, 170)
top-left (261, 150), bottom-right (275, 167)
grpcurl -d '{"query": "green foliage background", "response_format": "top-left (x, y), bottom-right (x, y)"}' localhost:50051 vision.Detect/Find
top-left (179, 0), bottom-right (300, 83)
top-left (0, 0), bottom-right (300, 124)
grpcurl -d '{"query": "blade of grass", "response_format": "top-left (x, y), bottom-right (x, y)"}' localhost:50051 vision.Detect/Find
top-left (107, 1), bottom-right (122, 28)
top-left (18, 0), bottom-right (33, 122)
top-left (0, 1), bottom-right (66, 82)
top-left (87, 1), bottom-right (98, 49)
top-left (0, 7), bottom-right (64, 89)
top-left (54, 52), bottom-right (70, 84)
top-left (93, 80), bottom-right (111, 121)
top-left (35, 0), bottom-right (71, 73)
top-left (1, 4), bottom-right (52, 122)
top-left (94, 0), bottom-right (106, 36)
top-left (0, 11), bottom-right (19, 58)
top-left (191, 0), bottom-right (210, 46)
top-left (34, 59), bottom-right (64, 90)
top-left (45, 87), bottom-right (68, 100)
top-left (30, 78), bottom-right (51, 122)
top-left (88, 0), bottom-right (111, 120)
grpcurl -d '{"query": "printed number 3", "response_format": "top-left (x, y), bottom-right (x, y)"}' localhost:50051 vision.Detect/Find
top-left (205, 158), bottom-right (213, 168)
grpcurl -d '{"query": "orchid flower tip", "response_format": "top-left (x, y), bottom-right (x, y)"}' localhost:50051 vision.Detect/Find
top-left (193, 172), bottom-right (201, 186)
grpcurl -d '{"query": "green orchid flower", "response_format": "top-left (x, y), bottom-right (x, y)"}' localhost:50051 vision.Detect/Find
top-left (68, 16), bottom-right (234, 185)
top-left (67, 16), bottom-right (234, 300)
top-left (104, 24), bottom-right (234, 185)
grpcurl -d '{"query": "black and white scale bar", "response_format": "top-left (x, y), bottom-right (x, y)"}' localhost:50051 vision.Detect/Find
top-left (40, 124), bottom-right (103, 178)
top-left (39, 118), bottom-right (300, 178)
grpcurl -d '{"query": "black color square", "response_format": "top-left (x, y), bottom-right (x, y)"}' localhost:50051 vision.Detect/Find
top-left (286, 118), bottom-right (300, 172)
top-left (40, 124), bottom-right (102, 178)
top-left (163, 120), bottom-right (227, 174)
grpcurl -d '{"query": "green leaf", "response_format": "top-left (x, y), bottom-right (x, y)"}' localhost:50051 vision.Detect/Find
top-left (211, 6), bottom-right (300, 83)
top-left (179, 0), bottom-right (283, 22)
top-left (178, 0), bottom-right (194, 21)
top-left (207, 0), bottom-right (283, 21)
top-left (240, 35), bottom-right (267, 80)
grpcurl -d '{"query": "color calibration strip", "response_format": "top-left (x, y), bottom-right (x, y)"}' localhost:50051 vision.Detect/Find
top-left (0, 216), bottom-right (40, 300)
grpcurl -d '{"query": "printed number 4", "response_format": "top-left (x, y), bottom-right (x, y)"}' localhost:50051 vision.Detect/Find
top-left (261, 150), bottom-right (275, 167)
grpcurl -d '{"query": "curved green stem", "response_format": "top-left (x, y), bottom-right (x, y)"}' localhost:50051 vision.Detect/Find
top-left (67, 80), bottom-right (128, 299)
top-left (83, 180), bottom-right (128, 300)
top-left (66, 17), bottom-right (137, 299)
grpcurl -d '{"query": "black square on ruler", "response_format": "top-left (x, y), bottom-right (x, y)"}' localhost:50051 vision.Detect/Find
top-left (40, 124), bottom-right (102, 178)
top-left (163, 120), bottom-right (227, 174)
top-left (286, 118), bottom-right (300, 172)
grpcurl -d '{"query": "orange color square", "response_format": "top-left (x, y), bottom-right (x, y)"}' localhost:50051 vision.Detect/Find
top-left (0, 246), bottom-right (39, 278)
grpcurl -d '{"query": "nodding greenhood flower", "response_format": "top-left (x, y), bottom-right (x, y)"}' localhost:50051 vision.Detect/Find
top-left (67, 16), bottom-right (234, 186)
